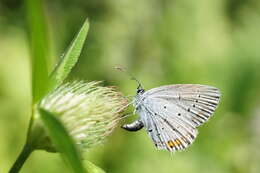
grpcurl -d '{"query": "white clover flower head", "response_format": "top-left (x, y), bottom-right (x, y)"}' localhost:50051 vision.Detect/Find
top-left (38, 81), bottom-right (128, 151)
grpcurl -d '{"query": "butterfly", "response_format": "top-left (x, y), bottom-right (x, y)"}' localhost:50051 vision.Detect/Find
top-left (122, 83), bottom-right (221, 152)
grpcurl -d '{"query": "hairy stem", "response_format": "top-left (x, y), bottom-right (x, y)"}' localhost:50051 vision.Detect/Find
top-left (9, 144), bottom-right (34, 173)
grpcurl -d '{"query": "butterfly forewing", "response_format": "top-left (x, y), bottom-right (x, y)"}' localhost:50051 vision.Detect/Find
top-left (144, 84), bottom-right (221, 127)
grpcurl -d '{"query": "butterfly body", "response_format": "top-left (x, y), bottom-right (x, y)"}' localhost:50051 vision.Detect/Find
top-left (122, 84), bottom-right (221, 152)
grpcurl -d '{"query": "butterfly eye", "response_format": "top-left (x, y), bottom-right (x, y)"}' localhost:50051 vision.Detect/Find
top-left (137, 88), bottom-right (145, 94)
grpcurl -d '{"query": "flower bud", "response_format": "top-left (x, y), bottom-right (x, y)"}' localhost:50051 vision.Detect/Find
top-left (30, 81), bottom-right (128, 152)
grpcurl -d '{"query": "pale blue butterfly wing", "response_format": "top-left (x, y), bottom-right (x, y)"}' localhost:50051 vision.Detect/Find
top-left (145, 84), bottom-right (221, 127)
top-left (139, 102), bottom-right (198, 151)
top-left (138, 107), bottom-right (166, 149)
top-left (135, 84), bottom-right (221, 152)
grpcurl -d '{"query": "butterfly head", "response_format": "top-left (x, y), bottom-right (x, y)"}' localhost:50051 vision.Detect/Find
top-left (134, 85), bottom-right (145, 111)
top-left (137, 85), bottom-right (145, 95)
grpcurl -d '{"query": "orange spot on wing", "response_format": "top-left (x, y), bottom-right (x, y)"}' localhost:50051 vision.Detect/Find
top-left (175, 139), bottom-right (182, 146)
top-left (167, 140), bottom-right (176, 148)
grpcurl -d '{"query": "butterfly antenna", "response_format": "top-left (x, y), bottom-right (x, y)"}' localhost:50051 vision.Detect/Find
top-left (114, 66), bottom-right (143, 90)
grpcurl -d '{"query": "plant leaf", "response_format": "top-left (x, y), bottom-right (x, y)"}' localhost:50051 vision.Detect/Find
top-left (26, 0), bottom-right (50, 103)
top-left (50, 19), bottom-right (90, 88)
top-left (83, 161), bottom-right (106, 173)
top-left (39, 108), bottom-right (86, 173)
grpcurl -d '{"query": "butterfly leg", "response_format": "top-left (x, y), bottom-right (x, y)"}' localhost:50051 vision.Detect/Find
top-left (121, 119), bottom-right (144, 132)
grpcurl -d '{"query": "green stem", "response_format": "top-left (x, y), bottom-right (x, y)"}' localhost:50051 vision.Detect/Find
top-left (9, 144), bottom-right (34, 173)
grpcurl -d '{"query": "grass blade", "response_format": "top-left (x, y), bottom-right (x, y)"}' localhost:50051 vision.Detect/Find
top-left (83, 161), bottom-right (106, 173)
top-left (39, 108), bottom-right (86, 173)
top-left (50, 19), bottom-right (90, 88)
top-left (26, 0), bottom-right (50, 103)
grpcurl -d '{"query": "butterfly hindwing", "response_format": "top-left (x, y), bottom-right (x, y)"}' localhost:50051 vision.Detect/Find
top-left (139, 107), bottom-right (166, 150)
top-left (139, 103), bottom-right (198, 152)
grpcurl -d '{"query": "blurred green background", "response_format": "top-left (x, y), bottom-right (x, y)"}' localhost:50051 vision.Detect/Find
top-left (1, 0), bottom-right (260, 172)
